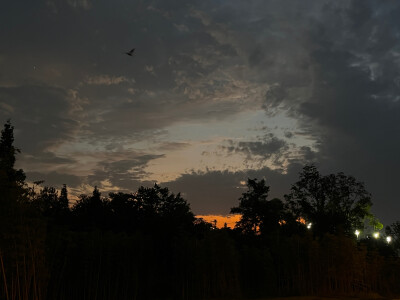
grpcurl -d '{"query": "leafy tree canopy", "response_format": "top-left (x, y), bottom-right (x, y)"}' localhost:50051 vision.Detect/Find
top-left (231, 178), bottom-right (284, 236)
top-left (0, 120), bottom-right (26, 212)
top-left (285, 165), bottom-right (381, 236)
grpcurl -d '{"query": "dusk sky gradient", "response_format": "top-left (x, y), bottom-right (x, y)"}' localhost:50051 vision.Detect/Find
top-left (1, 0), bottom-right (400, 224)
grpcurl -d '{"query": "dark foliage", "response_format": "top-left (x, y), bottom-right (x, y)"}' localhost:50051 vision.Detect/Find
top-left (231, 178), bottom-right (286, 238)
top-left (285, 165), bottom-right (381, 236)
top-left (1, 121), bottom-right (400, 300)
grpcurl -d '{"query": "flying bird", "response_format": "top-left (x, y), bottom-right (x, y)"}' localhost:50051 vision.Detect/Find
top-left (125, 48), bottom-right (135, 56)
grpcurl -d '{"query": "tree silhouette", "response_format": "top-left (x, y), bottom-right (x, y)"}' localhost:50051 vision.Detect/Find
top-left (36, 186), bottom-right (59, 213)
top-left (285, 165), bottom-right (380, 236)
top-left (231, 178), bottom-right (269, 234)
top-left (2, 120), bottom-right (400, 299)
top-left (0, 120), bottom-right (20, 175)
top-left (72, 186), bottom-right (111, 230)
top-left (134, 183), bottom-right (195, 233)
top-left (231, 178), bottom-right (284, 236)
top-left (108, 191), bottom-right (138, 231)
top-left (0, 120), bottom-right (26, 209)
top-left (386, 221), bottom-right (400, 255)
top-left (31, 184), bottom-right (71, 224)
top-left (0, 121), bottom-right (47, 300)
top-left (59, 183), bottom-right (69, 210)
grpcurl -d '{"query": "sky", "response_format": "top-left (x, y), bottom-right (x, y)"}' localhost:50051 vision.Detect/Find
top-left (1, 0), bottom-right (400, 225)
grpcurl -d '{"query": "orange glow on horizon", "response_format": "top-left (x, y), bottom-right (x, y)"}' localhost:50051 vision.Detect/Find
top-left (196, 214), bottom-right (241, 229)
top-left (196, 215), bottom-right (306, 229)
top-left (297, 217), bottom-right (306, 224)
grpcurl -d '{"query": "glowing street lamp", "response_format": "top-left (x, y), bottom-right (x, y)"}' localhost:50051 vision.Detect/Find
top-left (307, 222), bottom-right (312, 229)
top-left (386, 236), bottom-right (392, 243)
top-left (355, 229), bottom-right (360, 239)
top-left (373, 232), bottom-right (380, 239)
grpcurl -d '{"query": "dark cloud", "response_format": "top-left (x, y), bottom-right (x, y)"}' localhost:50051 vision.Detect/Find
top-left (237, 136), bottom-right (287, 159)
top-left (263, 84), bottom-right (288, 114)
top-left (297, 146), bottom-right (318, 163)
top-left (0, 85), bottom-right (79, 154)
top-left (224, 133), bottom-right (289, 164)
top-left (284, 131), bottom-right (293, 139)
top-left (166, 170), bottom-right (244, 214)
top-left (260, 1), bottom-right (400, 223)
top-left (87, 154), bottom-right (164, 190)
top-left (2, 0), bottom-right (400, 224)
top-left (26, 171), bottom-right (82, 188)
top-left (157, 142), bottom-right (191, 151)
top-left (165, 164), bottom-right (303, 215)
top-left (22, 152), bottom-right (76, 165)
top-left (2, 0), bottom-right (261, 143)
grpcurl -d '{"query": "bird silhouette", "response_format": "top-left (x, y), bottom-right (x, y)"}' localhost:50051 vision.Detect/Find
top-left (125, 48), bottom-right (135, 56)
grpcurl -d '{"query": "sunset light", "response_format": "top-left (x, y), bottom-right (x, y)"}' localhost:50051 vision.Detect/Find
top-left (2, 1), bottom-right (400, 299)
top-left (196, 214), bottom-right (241, 229)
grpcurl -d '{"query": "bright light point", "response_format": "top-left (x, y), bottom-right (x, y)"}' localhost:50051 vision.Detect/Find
top-left (355, 229), bottom-right (360, 238)
top-left (386, 236), bottom-right (392, 243)
top-left (307, 223), bottom-right (312, 229)
top-left (373, 232), bottom-right (380, 239)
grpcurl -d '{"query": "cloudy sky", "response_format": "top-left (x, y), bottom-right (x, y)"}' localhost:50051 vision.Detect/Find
top-left (1, 0), bottom-right (400, 224)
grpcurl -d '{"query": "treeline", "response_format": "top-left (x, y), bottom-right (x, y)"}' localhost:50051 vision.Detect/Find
top-left (1, 120), bottom-right (400, 300)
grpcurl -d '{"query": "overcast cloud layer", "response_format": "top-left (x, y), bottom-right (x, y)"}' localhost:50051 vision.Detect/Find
top-left (1, 0), bottom-right (400, 224)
